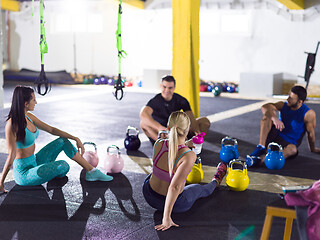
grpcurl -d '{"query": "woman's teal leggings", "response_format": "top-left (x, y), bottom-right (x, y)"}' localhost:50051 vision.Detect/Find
top-left (13, 137), bottom-right (77, 186)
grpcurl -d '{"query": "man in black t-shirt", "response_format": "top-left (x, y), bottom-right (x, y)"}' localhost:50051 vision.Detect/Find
top-left (140, 75), bottom-right (210, 143)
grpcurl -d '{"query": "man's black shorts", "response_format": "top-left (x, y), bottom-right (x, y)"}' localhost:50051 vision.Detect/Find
top-left (265, 125), bottom-right (298, 159)
top-left (265, 125), bottom-right (292, 149)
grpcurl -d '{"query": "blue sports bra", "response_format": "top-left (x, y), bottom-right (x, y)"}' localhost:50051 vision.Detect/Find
top-left (16, 115), bottom-right (39, 149)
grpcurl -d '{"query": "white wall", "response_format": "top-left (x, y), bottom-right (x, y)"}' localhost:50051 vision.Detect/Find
top-left (7, 1), bottom-right (320, 85)
top-left (199, 9), bottom-right (320, 85)
top-left (9, 1), bottom-right (119, 75)
top-left (8, 1), bottom-right (171, 79)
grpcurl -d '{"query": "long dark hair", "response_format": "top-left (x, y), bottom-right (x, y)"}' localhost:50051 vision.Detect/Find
top-left (7, 86), bottom-right (34, 143)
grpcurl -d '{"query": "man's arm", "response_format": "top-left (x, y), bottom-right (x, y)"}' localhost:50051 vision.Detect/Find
top-left (261, 101), bottom-right (285, 131)
top-left (140, 106), bottom-right (167, 132)
top-left (305, 109), bottom-right (320, 153)
top-left (185, 110), bottom-right (200, 135)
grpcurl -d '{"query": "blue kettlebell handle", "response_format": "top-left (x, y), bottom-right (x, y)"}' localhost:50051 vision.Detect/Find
top-left (267, 142), bottom-right (283, 152)
top-left (221, 136), bottom-right (238, 147)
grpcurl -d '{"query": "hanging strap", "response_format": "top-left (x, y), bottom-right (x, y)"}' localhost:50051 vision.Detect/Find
top-left (32, 0), bottom-right (35, 16)
top-left (113, 0), bottom-right (126, 100)
top-left (33, 0), bottom-right (51, 96)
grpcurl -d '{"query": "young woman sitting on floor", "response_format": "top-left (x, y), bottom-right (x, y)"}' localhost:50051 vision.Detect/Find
top-left (142, 111), bottom-right (227, 231)
top-left (0, 86), bottom-right (112, 193)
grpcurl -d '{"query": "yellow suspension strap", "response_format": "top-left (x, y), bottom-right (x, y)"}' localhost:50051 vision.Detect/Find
top-left (114, 0), bottom-right (127, 100)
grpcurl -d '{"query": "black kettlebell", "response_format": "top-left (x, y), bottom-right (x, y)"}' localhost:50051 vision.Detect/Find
top-left (124, 126), bottom-right (141, 151)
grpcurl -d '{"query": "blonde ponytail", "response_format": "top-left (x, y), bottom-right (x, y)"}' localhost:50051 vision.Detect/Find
top-left (168, 126), bottom-right (178, 177)
top-left (167, 111), bottom-right (191, 177)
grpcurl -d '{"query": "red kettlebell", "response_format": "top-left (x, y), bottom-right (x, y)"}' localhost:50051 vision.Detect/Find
top-left (124, 81), bottom-right (133, 87)
top-left (83, 142), bottom-right (99, 167)
top-left (104, 145), bottom-right (124, 173)
top-left (200, 84), bottom-right (208, 92)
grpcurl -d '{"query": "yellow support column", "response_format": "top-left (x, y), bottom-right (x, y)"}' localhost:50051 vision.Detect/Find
top-left (1, 0), bottom-right (20, 12)
top-left (276, 0), bottom-right (304, 10)
top-left (172, 0), bottom-right (200, 118)
top-left (122, 0), bottom-right (144, 9)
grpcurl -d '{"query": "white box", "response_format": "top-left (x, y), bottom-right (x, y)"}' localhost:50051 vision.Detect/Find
top-left (239, 72), bottom-right (283, 98)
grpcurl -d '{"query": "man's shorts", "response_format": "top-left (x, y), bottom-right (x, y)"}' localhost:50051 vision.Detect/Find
top-left (265, 125), bottom-right (298, 159)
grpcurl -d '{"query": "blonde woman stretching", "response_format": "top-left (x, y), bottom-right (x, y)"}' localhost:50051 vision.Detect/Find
top-left (142, 111), bottom-right (227, 231)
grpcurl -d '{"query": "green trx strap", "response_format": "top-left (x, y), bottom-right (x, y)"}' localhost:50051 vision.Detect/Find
top-left (33, 0), bottom-right (51, 96)
top-left (235, 225), bottom-right (255, 240)
top-left (114, 0), bottom-right (127, 100)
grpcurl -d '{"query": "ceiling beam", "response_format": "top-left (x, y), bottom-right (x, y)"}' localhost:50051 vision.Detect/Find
top-left (122, 0), bottom-right (144, 9)
top-left (277, 0), bottom-right (304, 10)
top-left (1, 0), bottom-right (20, 12)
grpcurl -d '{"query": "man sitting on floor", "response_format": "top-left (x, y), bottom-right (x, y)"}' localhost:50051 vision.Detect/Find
top-left (246, 85), bottom-right (320, 167)
top-left (140, 75), bottom-right (210, 144)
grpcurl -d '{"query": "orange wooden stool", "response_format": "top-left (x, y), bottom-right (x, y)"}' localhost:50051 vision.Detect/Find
top-left (260, 200), bottom-right (296, 240)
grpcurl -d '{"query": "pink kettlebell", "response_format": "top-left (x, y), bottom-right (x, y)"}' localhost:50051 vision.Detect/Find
top-left (83, 142), bottom-right (99, 167)
top-left (104, 145), bottom-right (124, 173)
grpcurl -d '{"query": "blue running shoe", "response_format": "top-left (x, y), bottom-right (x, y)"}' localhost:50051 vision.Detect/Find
top-left (250, 145), bottom-right (266, 157)
top-left (85, 169), bottom-right (113, 182)
top-left (246, 155), bottom-right (261, 167)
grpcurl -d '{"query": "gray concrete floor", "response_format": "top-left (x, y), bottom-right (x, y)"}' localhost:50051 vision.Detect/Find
top-left (1, 82), bottom-right (320, 240)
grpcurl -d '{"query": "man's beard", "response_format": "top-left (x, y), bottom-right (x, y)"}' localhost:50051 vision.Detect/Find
top-left (289, 101), bottom-right (299, 109)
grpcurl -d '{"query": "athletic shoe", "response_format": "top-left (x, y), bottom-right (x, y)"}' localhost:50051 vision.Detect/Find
top-left (249, 145), bottom-right (266, 157)
top-left (212, 162), bottom-right (228, 185)
top-left (85, 169), bottom-right (113, 182)
top-left (246, 155), bottom-right (261, 167)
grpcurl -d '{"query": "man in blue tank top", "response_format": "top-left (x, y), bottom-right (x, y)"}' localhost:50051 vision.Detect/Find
top-left (140, 75), bottom-right (210, 144)
top-left (246, 85), bottom-right (320, 167)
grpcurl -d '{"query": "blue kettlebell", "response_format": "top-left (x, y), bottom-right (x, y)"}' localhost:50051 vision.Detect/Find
top-left (227, 84), bottom-right (235, 93)
top-left (93, 77), bottom-right (101, 85)
top-left (124, 126), bottom-right (141, 151)
top-left (264, 142), bottom-right (285, 170)
top-left (219, 136), bottom-right (239, 163)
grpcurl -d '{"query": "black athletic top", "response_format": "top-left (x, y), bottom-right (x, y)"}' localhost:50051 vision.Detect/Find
top-left (146, 93), bottom-right (191, 127)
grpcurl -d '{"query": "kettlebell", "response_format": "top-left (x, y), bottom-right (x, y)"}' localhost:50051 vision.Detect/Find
top-left (104, 145), bottom-right (124, 173)
top-left (226, 160), bottom-right (249, 191)
top-left (124, 126), bottom-right (141, 151)
top-left (83, 142), bottom-right (99, 167)
top-left (158, 130), bottom-right (169, 139)
top-left (186, 156), bottom-right (204, 184)
top-left (264, 142), bottom-right (285, 170)
top-left (213, 85), bottom-right (222, 97)
top-left (219, 136), bottom-right (239, 163)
